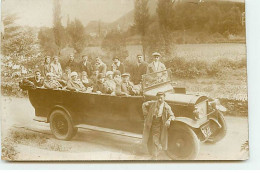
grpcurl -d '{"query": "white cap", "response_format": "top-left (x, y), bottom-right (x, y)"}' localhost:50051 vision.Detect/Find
top-left (152, 52), bottom-right (161, 57)
top-left (106, 71), bottom-right (113, 76)
top-left (70, 71), bottom-right (78, 77)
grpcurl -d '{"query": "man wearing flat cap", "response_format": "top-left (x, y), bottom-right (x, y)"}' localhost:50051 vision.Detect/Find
top-left (93, 73), bottom-right (111, 94)
top-left (43, 72), bottom-right (63, 89)
top-left (146, 52), bottom-right (166, 74)
top-left (111, 57), bottom-right (125, 74)
top-left (115, 73), bottom-right (139, 96)
top-left (142, 92), bottom-right (175, 159)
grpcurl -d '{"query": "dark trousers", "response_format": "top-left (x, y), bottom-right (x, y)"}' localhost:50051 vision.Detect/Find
top-left (151, 116), bottom-right (163, 157)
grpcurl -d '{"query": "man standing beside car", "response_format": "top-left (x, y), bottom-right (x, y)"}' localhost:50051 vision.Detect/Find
top-left (142, 92), bottom-right (175, 159)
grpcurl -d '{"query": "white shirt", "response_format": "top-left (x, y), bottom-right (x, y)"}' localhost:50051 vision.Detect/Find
top-left (153, 61), bottom-right (160, 71)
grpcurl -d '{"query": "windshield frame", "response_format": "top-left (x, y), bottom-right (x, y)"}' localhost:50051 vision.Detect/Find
top-left (141, 69), bottom-right (172, 92)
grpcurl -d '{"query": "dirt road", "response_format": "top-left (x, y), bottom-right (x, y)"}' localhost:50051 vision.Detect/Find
top-left (1, 97), bottom-right (249, 161)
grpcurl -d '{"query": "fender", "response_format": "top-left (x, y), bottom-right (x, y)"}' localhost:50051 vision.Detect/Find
top-left (47, 105), bottom-right (74, 123)
top-left (173, 116), bottom-right (209, 129)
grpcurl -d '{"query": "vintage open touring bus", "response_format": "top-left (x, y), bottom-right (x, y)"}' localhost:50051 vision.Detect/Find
top-left (20, 69), bottom-right (227, 160)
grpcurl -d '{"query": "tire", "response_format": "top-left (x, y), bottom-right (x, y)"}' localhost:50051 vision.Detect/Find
top-left (49, 109), bottom-right (77, 140)
top-left (206, 111), bottom-right (227, 144)
top-left (166, 124), bottom-right (200, 160)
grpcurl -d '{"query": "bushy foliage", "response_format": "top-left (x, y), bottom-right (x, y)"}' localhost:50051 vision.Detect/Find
top-left (38, 27), bottom-right (59, 56)
top-left (166, 57), bottom-right (246, 78)
top-left (101, 29), bottom-right (129, 62)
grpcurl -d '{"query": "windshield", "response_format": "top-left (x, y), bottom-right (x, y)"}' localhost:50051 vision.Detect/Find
top-left (142, 69), bottom-right (172, 90)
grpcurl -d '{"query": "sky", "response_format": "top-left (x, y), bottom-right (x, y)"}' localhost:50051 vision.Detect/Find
top-left (1, 0), bottom-right (135, 27)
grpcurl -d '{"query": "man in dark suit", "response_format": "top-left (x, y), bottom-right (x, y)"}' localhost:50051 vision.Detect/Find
top-left (132, 54), bottom-right (148, 85)
top-left (65, 53), bottom-right (78, 72)
top-left (23, 70), bottom-right (44, 88)
top-left (80, 54), bottom-right (93, 77)
top-left (111, 57), bottom-right (125, 74)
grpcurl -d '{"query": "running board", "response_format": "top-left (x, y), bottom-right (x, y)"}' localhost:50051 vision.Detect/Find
top-left (75, 124), bottom-right (142, 139)
top-left (33, 116), bottom-right (47, 122)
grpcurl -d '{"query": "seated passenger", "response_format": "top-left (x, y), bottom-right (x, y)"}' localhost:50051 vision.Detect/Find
top-left (105, 71), bottom-right (116, 93)
top-left (51, 56), bottom-right (62, 78)
top-left (81, 71), bottom-right (91, 87)
top-left (93, 73), bottom-right (111, 94)
top-left (23, 70), bottom-right (44, 88)
top-left (116, 73), bottom-right (139, 96)
top-left (60, 66), bottom-right (71, 86)
top-left (67, 72), bottom-right (86, 92)
top-left (113, 70), bottom-right (122, 86)
top-left (43, 73), bottom-right (62, 89)
top-left (90, 70), bottom-right (99, 84)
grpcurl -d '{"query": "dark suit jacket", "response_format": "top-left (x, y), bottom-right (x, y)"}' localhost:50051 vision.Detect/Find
top-left (26, 77), bottom-right (44, 87)
top-left (132, 61), bottom-right (148, 84)
top-left (66, 60), bottom-right (78, 72)
top-left (111, 62), bottom-right (125, 74)
top-left (80, 61), bottom-right (93, 77)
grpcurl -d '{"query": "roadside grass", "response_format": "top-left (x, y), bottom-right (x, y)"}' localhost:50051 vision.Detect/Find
top-left (1, 128), bottom-right (71, 160)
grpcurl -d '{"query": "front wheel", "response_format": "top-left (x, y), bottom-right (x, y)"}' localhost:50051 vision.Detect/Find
top-left (166, 124), bottom-right (200, 160)
top-left (50, 109), bottom-right (77, 140)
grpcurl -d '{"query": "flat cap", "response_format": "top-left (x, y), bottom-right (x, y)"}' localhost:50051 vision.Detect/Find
top-left (122, 73), bottom-right (130, 77)
top-left (97, 73), bottom-right (105, 79)
top-left (114, 70), bottom-right (121, 76)
top-left (156, 92), bottom-right (165, 96)
top-left (152, 52), bottom-right (161, 57)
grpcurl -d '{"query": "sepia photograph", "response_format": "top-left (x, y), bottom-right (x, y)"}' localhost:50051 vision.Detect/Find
top-left (1, 0), bottom-right (248, 161)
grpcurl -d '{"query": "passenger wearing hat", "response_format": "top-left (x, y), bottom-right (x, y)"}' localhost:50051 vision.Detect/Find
top-left (80, 71), bottom-right (92, 88)
top-left (80, 54), bottom-right (93, 77)
top-left (60, 66), bottom-right (71, 84)
top-left (146, 52), bottom-right (166, 74)
top-left (67, 72), bottom-right (86, 92)
top-left (105, 71), bottom-right (116, 93)
top-left (43, 72), bottom-right (62, 89)
top-left (94, 57), bottom-right (107, 76)
top-left (132, 54), bottom-right (148, 85)
top-left (115, 73), bottom-right (139, 96)
top-left (93, 73), bottom-right (111, 94)
top-left (111, 57), bottom-right (125, 74)
top-left (113, 70), bottom-right (122, 86)
top-left (142, 92), bottom-right (175, 159)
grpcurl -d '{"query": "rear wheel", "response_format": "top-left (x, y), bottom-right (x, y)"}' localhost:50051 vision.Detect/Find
top-left (166, 124), bottom-right (200, 160)
top-left (206, 111), bottom-right (227, 143)
top-left (50, 109), bottom-right (77, 140)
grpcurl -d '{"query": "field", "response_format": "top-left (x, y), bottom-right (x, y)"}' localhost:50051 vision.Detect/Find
top-left (124, 43), bottom-right (246, 62)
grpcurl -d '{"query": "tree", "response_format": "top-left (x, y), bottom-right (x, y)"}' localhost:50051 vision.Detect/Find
top-left (53, 0), bottom-right (66, 54)
top-left (38, 27), bottom-right (59, 56)
top-left (1, 13), bottom-right (40, 69)
top-left (156, 0), bottom-right (176, 57)
top-left (66, 18), bottom-right (87, 54)
top-left (101, 30), bottom-right (128, 61)
top-left (134, 0), bottom-right (150, 59)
